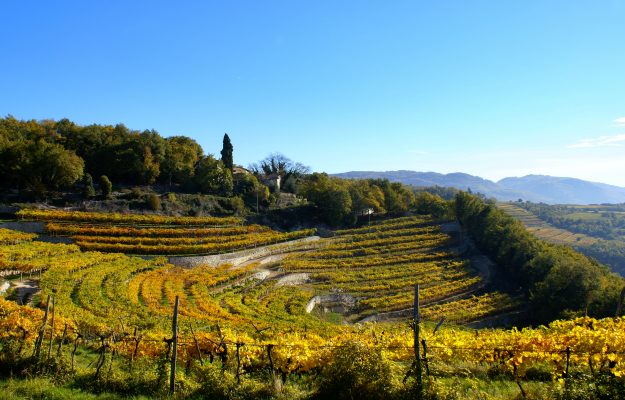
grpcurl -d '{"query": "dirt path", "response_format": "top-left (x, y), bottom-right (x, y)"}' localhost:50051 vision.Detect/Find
top-left (276, 273), bottom-right (310, 286)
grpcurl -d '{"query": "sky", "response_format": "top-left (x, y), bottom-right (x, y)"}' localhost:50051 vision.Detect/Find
top-left (1, 1), bottom-right (625, 186)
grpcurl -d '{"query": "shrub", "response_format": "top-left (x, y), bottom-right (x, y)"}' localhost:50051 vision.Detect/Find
top-left (83, 173), bottom-right (95, 198)
top-left (99, 175), bottom-right (112, 199)
top-left (147, 194), bottom-right (161, 211)
top-left (128, 187), bottom-right (144, 200)
top-left (316, 341), bottom-right (394, 400)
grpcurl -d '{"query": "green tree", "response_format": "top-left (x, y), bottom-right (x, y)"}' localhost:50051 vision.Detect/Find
top-left (220, 133), bottom-right (233, 171)
top-left (100, 175), bottom-right (113, 199)
top-left (233, 172), bottom-right (270, 211)
top-left (413, 191), bottom-right (449, 218)
top-left (83, 173), bottom-right (95, 198)
top-left (162, 136), bottom-right (203, 187)
top-left (1, 140), bottom-right (84, 192)
top-left (348, 180), bottom-right (386, 215)
top-left (193, 155), bottom-right (233, 195)
top-left (300, 173), bottom-right (352, 225)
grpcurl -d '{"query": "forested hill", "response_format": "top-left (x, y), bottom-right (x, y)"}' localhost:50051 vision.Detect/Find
top-left (455, 193), bottom-right (623, 323)
top-left (0, 116), bottom-right (233, 196)
top-left (334, 170), bottom-right (625, 204)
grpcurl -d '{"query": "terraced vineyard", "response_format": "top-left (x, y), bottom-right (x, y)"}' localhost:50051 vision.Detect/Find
top-left (16, 209), bottom-right (315, 255)
top-left (282, 216), bottom-right (519, 323)
top-left (5, 215), bottom-right (625, 397)
top-left (1, 214), bottom-right (519, 334)
top-left (497, 203), bottom-right (597, 246)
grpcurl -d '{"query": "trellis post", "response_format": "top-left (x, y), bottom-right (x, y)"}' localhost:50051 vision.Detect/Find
top-left (170, 296), bottom-right (179, 395)
top-left (413, 284), bottom-right (423, 397)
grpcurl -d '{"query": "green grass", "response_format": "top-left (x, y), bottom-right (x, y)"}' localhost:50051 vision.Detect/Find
top-left (0, 378), bottom-right (149, 400)
top-left (426, 376), bottom-right (553, 400)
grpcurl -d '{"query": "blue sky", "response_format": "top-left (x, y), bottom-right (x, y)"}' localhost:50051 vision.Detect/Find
top-left (2, 1), bottom-right (625, 185)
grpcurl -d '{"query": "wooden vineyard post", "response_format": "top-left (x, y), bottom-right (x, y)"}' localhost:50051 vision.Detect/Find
top-left (565, 346), bottom-right (571, 379)
top-left (414, 284), bottom-right (423, 397)
top-left (71, 334), bottom-right (81, 372)
top-left (57, 323), bottom-right (68, 358)
top-left (267, 343), bottom-right (282, 392)
top-left (236, 342), bottom-right (243, 385)
top-left (421, 339), bottom-right (430, 376)
top-left (190, 323), bottom-right (204, 366)
top-left (170, 296), bottom-right (179, 395)
top-left (34, 294), bottom-right (51, 358)
top-left (615, 286), bottom-right (625, 317)
top-left (47, 293), bottom-right (56, 359)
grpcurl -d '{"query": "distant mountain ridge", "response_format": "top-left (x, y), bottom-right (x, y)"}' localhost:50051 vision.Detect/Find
top-left (332, 171), bottom-right (625, 204)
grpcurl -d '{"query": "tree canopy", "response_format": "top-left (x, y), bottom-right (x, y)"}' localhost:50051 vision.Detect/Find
top-left (0, 116), bottom-right (229, 197)
top-left (454, 191), bottom-right (623, 322)
top-left (298, 174), bottom-right (420, 226)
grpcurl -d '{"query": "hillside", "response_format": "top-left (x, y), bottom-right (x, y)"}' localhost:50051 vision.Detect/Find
top-left (334, 170), bottom-right (625, 204)
top-left (497, 203), bottom-right (598, 246)
top-left (1, 212), bottom-right (518, 326)
top-left (498, 201), bottom-right (625, 276)
top-left (2, 202), bottom-right (625, 399)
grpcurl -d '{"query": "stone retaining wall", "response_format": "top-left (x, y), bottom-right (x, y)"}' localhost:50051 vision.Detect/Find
top-left (168, 236), bottom-right (319, 268)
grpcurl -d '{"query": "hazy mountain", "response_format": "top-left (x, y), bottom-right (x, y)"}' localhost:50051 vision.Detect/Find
top-left (332, 171), bottom-right (625, 204)
top-left (498, 175), bottom-right (625, 204)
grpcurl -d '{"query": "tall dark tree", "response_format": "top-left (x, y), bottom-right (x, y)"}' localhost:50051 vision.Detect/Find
top-left (220, 133), bottom-right (234, 171)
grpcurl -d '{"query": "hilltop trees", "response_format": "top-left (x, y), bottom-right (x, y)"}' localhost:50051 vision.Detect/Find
top-left (300, 173), bottom-right (353, 224)
top-left (0, 116), bottom-right (237, 197)
top-left (299, 174), bottom-right (420, 226)
top-left (0, 136), bottom-right (84, 195)
top-left (249, 153), bottom-right (310, 193)
top-left (233, 172), bottom-right (270, 210)
top-left (162, 136), bottom-right (203, 187)
top-left (413, 191), bottom-right (450, 218)
top-left (192, 155), bottom-right (233, 196)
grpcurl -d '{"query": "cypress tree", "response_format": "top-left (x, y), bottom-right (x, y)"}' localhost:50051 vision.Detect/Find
top-left (220, 133), bottom-right (234, 171)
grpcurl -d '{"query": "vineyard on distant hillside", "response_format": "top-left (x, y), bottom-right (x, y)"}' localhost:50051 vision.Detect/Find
top-left (497, 203), bottom-right (597, 246)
